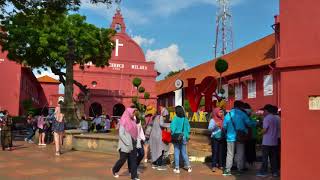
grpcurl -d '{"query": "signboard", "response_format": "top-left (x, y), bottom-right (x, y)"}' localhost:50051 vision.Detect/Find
top-left (309, 96), bottom-right (320, 110)
top-left (110, 63), bottom-right (124, 70)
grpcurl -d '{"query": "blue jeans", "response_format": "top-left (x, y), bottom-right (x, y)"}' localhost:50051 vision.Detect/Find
top-left (26, 127), bottom-right (35, 140)
top-left (173, 139), bottom-right (190, 169)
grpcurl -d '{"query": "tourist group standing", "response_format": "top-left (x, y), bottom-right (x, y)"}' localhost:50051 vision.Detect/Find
top-left (208, 100), bottom-right (280, 177)
top-left (112, 105), bottom-right (192, 180)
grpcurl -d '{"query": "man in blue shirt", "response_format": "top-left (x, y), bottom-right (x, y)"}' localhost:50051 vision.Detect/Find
top-left (222, 101), bottom-right (256, 176)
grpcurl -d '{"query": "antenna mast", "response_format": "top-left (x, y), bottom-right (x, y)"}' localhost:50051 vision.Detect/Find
top-left (214, 0), bottom-right (234, 58)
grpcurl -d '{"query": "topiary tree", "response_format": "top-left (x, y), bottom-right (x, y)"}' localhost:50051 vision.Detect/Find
top-left (131, 77), bottom-right (150, 124)
top-left (215, 58), bottom-right (229, 95)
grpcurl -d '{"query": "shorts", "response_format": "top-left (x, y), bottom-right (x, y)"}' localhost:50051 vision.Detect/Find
top-left (38, 128), bottom-right (45, 133)
top-left (144, 138), bottom-right (150, 145)
top-left (52, 120), bottom-right (65, 133)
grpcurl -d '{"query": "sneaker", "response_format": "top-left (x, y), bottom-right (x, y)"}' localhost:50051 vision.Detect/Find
top-left (41, 144), bottom-right (47, 146)
top-left (38, 143), bottom-right (42, 146)
top-left (55, 152), bottom-right (60, 156)
top-left (187, 167), bottom-right (192, 173)
top-left (157, 166), bottom-right (167, 171)
top-left (111, 169), bottom-right (119, 178)
top-left (256, 172), bottom-right (268, 177)
top-left (132, 178), bottom-right (140, 180)
top-left (173, 168), bottom-right (180, 174)
top-left (28, 140), bottom-right (34, 144)
top-left (24, 138), bottom-right (28, 142)
top-left (222, 170), bottom-right (232, 176)
top-left (151, 164), bottom-right (158, 169)
top-left (144, 159), bottom-right (148, 163)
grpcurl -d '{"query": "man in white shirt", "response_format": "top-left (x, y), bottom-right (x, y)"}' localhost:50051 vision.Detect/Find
top-left (79, 116), bottom-right (88, 132)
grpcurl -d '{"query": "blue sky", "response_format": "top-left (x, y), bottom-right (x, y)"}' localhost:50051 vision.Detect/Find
top-left (78, 0), bottom-right (279, 79)
top-left (31, 0), bottom-right (279, 92)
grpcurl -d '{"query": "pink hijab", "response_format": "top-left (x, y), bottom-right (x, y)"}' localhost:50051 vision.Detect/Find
top-left (120, 108), bottom-right (138, 140)
top-left (212, 108), bottom-right (223, 128)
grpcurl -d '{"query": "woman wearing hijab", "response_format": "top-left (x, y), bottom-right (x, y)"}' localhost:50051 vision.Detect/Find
top-left (112, 108), bottom-right (140, 180)
top-left (170, 105), bottom-right (191, 174)
top-left (149, 110), bottom-right (167, 171)
top-left (0, 110), bottom-right (13, 151)
top-left (208, 107), bottom-right (226, 172)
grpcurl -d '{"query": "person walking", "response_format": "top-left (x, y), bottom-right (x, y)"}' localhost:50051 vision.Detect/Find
top-left (37, 114), bottom-right (46, 146)
top-left (256, 104), bottom-right (280, 177)
top-left (208, 107), bottom-right (226, 173)
top-left (24, 114), bottom-right (36, 143)
top-left (170, 105), bottom-right (192, 174)
top-left (150, 112), bottom-right (167, 171)
top-left (0, 110), bottom-right (13, 151)
top-left (143, 106), bottom-right (155, 163)
top-left (53, 101), bottom-right (65, 156)
top-left (112, 108), bottom-right (140, 180)
top-left (222, 101), bottom-right (256, 176)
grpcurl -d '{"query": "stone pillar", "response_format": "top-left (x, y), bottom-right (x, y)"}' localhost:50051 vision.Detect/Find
top-left (174, 89), bottom-right (183, 106)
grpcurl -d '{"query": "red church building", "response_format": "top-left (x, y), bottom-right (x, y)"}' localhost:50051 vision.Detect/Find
top-left (73, 10), bottom-right (158, 117)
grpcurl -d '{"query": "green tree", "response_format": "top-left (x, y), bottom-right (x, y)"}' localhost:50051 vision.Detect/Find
top-left (0, 1), bottom-right (116, 127)
top-left (164, 69), bottom-right (184, 79)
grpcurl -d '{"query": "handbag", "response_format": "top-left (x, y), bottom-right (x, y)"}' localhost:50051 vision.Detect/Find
top-left (230, 113), bottom-right (249, 143)
top-left (162, 129), bottom-right (171, 144)
top-left (171, 118), bottom-right (185, 144)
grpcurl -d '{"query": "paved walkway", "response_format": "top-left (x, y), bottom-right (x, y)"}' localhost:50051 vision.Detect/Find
top-left (0, 141), bottom-right (279, 180)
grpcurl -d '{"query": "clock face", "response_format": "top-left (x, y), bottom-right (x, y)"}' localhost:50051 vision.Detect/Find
top-left (175, 79), bottom-right (183, 89)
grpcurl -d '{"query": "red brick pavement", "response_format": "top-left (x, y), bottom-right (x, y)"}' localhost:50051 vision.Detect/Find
top-left (0, 141), bottom-right (279, 180)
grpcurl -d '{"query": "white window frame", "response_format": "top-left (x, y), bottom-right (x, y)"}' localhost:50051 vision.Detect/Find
top-left (235, 83), bottom-right (243, 100)
top-left (263, 74), bottom-right (273, 96)
top-left (248, 80), bottom-right (256, 99)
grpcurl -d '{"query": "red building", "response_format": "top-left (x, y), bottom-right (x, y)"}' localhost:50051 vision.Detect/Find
top-left (279, 0), bottom-right (320, 179)
top-left (0, 51), bottom-right (52, 116)
top-left (37, 75), bottom-right (61, 108)
top-left (73, 10), bottom-right (158, 117)
top-left (156, 34), bottom-right (278, 112)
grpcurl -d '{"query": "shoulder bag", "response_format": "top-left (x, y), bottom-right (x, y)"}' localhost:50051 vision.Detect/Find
top-left (229, 113), bottom-right (249, 143)
top-left (171, 118), bottom-right (185, 144)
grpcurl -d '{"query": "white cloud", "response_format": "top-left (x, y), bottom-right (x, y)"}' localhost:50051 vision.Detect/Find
top-left (80, 0), bottom-right (149, 25)
top-left (146, 44), bottom-right (188, 76)
top-left (132, 35), bottom-right (155, 47)
top-left (33, 68), bottom-right (59, 79)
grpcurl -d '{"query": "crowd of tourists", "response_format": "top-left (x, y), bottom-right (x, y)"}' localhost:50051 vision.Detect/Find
top-left (209, 101), bottom-right (280, 177)
top-left (110, 101), bottom-right (280, 180)
top-left (1, 99), bottom-right (280, 180)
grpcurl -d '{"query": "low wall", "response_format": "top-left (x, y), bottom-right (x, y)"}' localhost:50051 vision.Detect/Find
top-left (63, 128), bottom-right (212, 162)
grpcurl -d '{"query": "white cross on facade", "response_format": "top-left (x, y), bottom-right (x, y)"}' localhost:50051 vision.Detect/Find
top-left (115, 39), bottom-right (123, 57)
